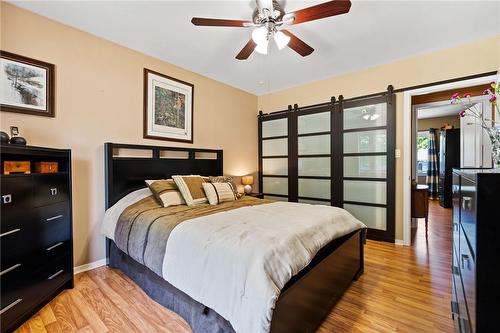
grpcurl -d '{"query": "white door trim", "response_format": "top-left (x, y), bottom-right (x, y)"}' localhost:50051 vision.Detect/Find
top-left (402, 74), bottom-right (497, 246)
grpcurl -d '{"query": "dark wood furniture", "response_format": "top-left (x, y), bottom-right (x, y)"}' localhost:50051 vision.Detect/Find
top-left (451, 168), bottom-right (500, 333)
top-left (411, 184), bottom-right (429, 236)
top-left (0, 145), bottom-right (73, 333)
top-left (439, 129), bottom-right (460, 208)
top-left (104, 142), bottom-right (365, 333)
top-left (246, 192), bottom-right (264, 199)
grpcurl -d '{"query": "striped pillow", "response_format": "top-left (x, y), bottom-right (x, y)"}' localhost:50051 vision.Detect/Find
top-left (145, 179), bottom-right (185, 207)
top-left (209, 176), bottom-right (242, 198)
top-left (202, 182), bottom-right (237, 205)
top-left (172, 175), bottom-right (208, 206)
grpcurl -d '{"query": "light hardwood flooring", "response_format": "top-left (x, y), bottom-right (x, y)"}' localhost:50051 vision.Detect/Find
top-left (16, 200), bottom-right (453, 333)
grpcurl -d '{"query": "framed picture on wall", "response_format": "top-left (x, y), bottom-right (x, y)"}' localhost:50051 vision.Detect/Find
top-left (143, 68), bottom-right (194, 143)
top-left (0, 51), bottom-right (55, 117)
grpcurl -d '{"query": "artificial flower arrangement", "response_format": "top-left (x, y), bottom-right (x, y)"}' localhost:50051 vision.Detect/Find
top-left (451, 81), bottom-right (500, 168)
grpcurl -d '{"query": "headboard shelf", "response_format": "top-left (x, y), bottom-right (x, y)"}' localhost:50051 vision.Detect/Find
top-left (105, 142), bottom-right (223, 208)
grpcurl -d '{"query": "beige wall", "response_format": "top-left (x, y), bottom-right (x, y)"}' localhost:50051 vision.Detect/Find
top-left (1, 3), bottom-right (258, 266)
top-left (258, 35), bottom-right (500, 240)
top-left (417, 116), bottom-right (461, 131)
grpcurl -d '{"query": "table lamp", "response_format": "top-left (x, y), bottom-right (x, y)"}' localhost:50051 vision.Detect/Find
top-left (241, 175), bottom-right (254, 194)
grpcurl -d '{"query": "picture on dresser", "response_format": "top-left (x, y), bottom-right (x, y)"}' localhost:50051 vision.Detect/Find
top-left (143, 68), bottom-right (194, 143)
top-left (0, 51), bottom-right (55, 117)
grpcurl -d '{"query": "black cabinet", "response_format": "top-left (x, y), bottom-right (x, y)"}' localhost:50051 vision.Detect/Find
top-left (0, 145), bottom-right (73, 333)
top-left (451, 168), bottom-right (500, 333)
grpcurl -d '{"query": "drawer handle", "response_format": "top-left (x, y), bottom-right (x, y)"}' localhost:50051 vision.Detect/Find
top-left (46, 242), bottom-right (64, 251)
top-left (0, 263), bottom-right (21, 276)
top-left (0, 228), bottom-right (21, 238)
top-left (2, 194), bottom-right (12, 204)
top-left (46, 214), bottom-right (63, 222)
top-left (50, 188), bottom-right (58, 196)
top-left (48, 269), bottom-right (64, 280)
top-left (461, 254), bottom-right (471, 270)
top-left (462, 196), bottom-right (471, 210)
top-left (0, 298), bottom-right (22, 315)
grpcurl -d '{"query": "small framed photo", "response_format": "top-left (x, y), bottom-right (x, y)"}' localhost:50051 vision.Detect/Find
top-left (143, 68), bottom-right (194, 143)
top-left (0, 51), bottom-right (55, 117)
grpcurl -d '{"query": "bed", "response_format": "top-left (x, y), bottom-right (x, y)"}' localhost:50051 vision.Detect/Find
top-left (103, 142), bottom-right (366, 333)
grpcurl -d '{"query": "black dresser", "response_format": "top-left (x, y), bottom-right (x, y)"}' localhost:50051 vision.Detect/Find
top-left (451, 168), bottom-right (500, 333)
top-left (0, 145), bottom-right (73, 333)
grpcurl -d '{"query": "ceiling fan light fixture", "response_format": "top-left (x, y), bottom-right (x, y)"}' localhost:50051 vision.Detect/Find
top-left (252, 26), bottom-right (268, 45)
top-left (255, 39), bottom-right (269, 55)
top-left (274, 31), bottom-right (290, 50)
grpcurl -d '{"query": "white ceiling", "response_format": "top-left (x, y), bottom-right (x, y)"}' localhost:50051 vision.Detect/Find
top-left (417, 103), bottom-right (467, 119)
top-left (9, 0), bottom-right (500, 95)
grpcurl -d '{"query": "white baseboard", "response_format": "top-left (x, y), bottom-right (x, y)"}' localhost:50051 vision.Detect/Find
top-left (74, 258), bottom-right (107, 275)
top-left (395, 239), bottom-right (406, 245)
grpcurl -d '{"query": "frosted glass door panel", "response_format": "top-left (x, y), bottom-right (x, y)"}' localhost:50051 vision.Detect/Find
top-left (262, 119), bottom-right (287, 138)
top-left (344, 103), bottom-right (387, 130)
top-left (344, 180), bottom-right (386, 204)
top-left (298, 179), bottom-right (330, 199)
top-left (298, 135), bottom-right (330, 155)
top-left (344, 130), bottom-right (387, 153)
top-left (264, 195), bottom-right (288, 202)
top-left (344, 204), bottom-right (387, 230)
top-left (298, 199), bottom-right (330, 206)
top-left (262, 158), bottom-right (288, 175)
top-left (298, 112), bottom-right (330, 134)
top-left (263, 177), bottom-right (288, 196)
top-left (344, 156), bottom-right (387, 178)
top-left (298, 157), bottom-right (330, 177)
top-left (262, 138), bottom-right (288, 156)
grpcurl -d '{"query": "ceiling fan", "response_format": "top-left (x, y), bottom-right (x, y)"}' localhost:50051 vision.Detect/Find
top-left (191, 0), bottom-right (351, 60)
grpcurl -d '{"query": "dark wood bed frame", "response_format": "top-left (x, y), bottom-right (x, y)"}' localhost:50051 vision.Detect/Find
top-left (104, 142), bottom-right (365, 333)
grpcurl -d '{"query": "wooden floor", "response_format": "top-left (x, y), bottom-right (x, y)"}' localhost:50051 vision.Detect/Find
top-left (16, 200), bottom-right (453, 333)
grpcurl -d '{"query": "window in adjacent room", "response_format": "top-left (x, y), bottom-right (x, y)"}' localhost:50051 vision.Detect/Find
top-left (417, 131), bottom-right (429, 175)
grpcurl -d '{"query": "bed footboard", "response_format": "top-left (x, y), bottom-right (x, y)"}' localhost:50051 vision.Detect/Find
top-left (270, 229), bottom-right (365, 333)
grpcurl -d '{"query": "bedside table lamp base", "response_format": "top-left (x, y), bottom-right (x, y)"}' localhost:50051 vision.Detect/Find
top-left (244, 184), bottom-right (252, 194)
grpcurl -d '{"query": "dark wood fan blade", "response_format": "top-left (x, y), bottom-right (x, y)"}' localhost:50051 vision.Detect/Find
top-left (281, 30), bottom-right (314, 57)
top-left (191, 17), bottom-right (252, 27)
top-left (286, 0), bottom-right (351, 25)
top-left (235, 39), bottom-right (257, 60)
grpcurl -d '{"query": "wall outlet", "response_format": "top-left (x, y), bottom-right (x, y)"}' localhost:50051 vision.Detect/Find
top-left (395, 149), bottom-right (401, 158)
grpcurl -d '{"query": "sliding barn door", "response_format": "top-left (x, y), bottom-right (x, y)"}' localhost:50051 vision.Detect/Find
top-left (340, 93), bottom-right (395, 242)
top-left (260, 113), bottom-right (289, 201)
top-left (259, 88), bottom-right (395, 242)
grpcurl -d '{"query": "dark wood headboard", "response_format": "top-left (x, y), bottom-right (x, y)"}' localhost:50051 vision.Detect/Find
top-left (104, 142), bottom-right (223, 208)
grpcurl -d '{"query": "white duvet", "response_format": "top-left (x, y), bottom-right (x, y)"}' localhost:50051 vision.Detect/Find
top-left (102, 191), bottom-right (365, 333)
top-left (162, 201), bottom-right (365, 333)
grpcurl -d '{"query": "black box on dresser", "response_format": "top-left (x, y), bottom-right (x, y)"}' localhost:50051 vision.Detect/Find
top-left (1, 145), bottom-right (74, 333)
top-left (451, 168), bottom-right (500, 333)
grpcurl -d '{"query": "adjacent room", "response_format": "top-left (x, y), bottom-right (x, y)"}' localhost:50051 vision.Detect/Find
top-left (1, 1), bottom-right (499, 333)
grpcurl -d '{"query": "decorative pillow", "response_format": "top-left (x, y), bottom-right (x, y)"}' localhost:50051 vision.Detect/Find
top-left (145, 179), bottom-right (185, 207)
top-left (202, 182), bottom-right (237, 205)
top-left (172, 175), bottom-right (208, 206)
top-left (209, 176), bottom-right (241, 198)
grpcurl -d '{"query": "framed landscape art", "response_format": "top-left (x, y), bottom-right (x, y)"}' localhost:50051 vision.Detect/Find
top-left (143, 68), bottom-right (194, 143)
top-left (0, 51), bottom-right (55, 117)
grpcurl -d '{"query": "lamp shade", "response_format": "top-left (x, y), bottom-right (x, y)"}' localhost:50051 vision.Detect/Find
top-left (241, 175), bottom-right (254, 185)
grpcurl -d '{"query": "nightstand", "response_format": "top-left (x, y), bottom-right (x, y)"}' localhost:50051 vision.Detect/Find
top-left (246, 192), bottom-right (264, 199)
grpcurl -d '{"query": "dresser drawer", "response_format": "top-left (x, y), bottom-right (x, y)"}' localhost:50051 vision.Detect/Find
top-left (32, 174), bottom-right (69, 207)
top-left (460, 177), bottom-right (476, 258)
top-left (32, 202), bottom-right (71, 250)
top-left (0, 176), bottom-right (32, 232)
top-left (33, 255), bottom-right (72, 300)
top-left (459, 226), bottom-right (475, 332)
top-left (0, 227), bottom-right (36, 269)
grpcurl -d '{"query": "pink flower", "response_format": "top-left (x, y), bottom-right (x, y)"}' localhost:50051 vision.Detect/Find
top-left (459, 110), bottom-right (466, 117)
top-left (451, 93), bottom-right (460, 99)
top-left (463, 92), bottom-right (472, 98)
top-left (484, 89), bottom-right (492, 95)
top-left (490, 95), bottom-right (497, 103)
